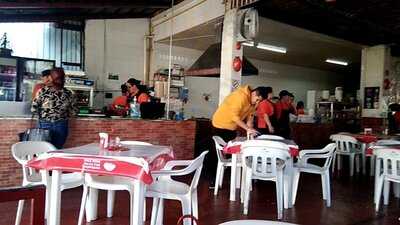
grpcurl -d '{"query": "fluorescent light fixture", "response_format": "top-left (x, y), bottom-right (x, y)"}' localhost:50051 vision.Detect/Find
top-left (256, 43), bottom-right (287, 53)
top-left (325, 59), bottom-right (348, 66)
top-left (242, 41), bottom-right (254, 47)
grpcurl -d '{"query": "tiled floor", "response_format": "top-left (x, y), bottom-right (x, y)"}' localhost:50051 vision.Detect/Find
top-left (1, 172), bottom-right (400, 225)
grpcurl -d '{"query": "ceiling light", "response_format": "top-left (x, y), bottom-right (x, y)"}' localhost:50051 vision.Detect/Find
top-left (256, 43), bottom-right (287, 54)
top-left (242, 41), bottom-right (254, 47)
top-left (325, 59), bottom-right (348, 66)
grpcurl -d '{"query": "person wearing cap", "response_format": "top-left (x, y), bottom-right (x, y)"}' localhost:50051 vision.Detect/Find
top-left (274, 90), bottom-right (292, 138)
top-left (32, 69), bottom-right (51, 100)
top-left (256, 87), bottom-right (275, 134)
top-left (126, 78), bottom-right (150, 104)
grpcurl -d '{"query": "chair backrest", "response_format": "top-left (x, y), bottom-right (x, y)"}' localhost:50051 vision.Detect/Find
top-left (213, 136), bottom-right (227, 162)
top-left (187, 151), bottom-right (208, 191)
top-left (330, 134), bottom-right (359, 153)
top-left (12, 141), bottom-right (56, 184)
top-left (376, 139), bottom-right (400, 146)
top-left (256, 134), bottom-right (285, 140)
top-left (120, 141), bottom-right (152, 146)
top-left (317, 143), bottom-right (337, 170)
top-left (375, 148), bottom-right (400, 180)
top-left (241, 140), bottom-right (290, 179)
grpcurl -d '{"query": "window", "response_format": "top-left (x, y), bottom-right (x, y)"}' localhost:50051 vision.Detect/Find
top-left (0, 21), bottom-right (84, 71)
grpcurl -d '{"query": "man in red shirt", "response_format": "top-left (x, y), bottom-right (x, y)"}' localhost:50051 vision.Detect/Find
top-left (32, 70), bottom-right (51, 100)
top-left (257, 87), bottom-right (275, 134)
top-left (274, 90), bottom-right (293, 138)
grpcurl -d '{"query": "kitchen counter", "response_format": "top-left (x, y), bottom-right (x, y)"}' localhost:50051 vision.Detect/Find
top-left (0, 117), bottom-right (196, 187)
top-left (291, 122), bottom-right (335, 149)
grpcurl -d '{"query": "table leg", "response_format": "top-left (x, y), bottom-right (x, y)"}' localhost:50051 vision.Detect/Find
top-left (361, 143), bottom-right (367, 175)
top-left (230, 154), bottom-right (237, 201)
top-left (132, 179), bottom-right (145, 225)
top-left (374, 158), bottom-right (381, 204)
top-left (85, 187), bottom-right (99, 221)
top-left (48, 170), bottom-right (61, 225)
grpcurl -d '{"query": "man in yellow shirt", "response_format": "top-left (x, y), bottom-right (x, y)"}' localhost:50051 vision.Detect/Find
top-left (212, 85), bottom-right (262, 142)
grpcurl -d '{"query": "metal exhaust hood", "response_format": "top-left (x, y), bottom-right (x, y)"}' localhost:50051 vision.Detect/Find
top-left (184, 43), bottom-right (258, 77)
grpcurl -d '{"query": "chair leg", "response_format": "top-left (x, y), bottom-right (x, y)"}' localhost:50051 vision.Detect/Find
top-left (384, 180), bottom-right (390, 205)
top-left (349, 155), bottom-right (355, 176)
top-left (240, 165), bottom-right (247, 203)
top-left (44, 184), bottom-right (51, 220)
top-left (78, 186), bottom-right (89, 225)
top-left (362, 153), bottom-right (367, 175)
top-left (243, 171), bottom-right (252, 215)
top-left (292, 171), bottom-right (300, 205)
top-left (236, 166), bottom-right (241, 189)
top-left (321, 173), bottom-right (327, 200)
top-left (156, 199), bottom-right (164, 225)
top-left (332, 153), bottom-right (336, 174)
top-left (214, 164), bottom-right (222, 196)
top-left (375, 176), bottom-right (384, 212)
top-left (355, 154), bottom-right (360, 174)
top-left (192, 191), bottom-right (198, 219)
top-left (325, 172), bottom-right (331, 207)
top-left (220, 166), bottom-right (225, 187)
top-left (181, 198), bottom-right (192, 225)
top-left (150, 198), bottom-right (160, 225)
top-left (370, 156), bottom-right (375, 177)
top-left (15, 200), bottom-right (24, 225)
top-left (107, 190), bottom-right (116, 218)
top-left (276, 171), bottom-right (284, 220)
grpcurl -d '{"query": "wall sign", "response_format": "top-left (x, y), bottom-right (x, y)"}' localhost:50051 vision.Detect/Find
top-left (364, 87), bottom-right (380, 109)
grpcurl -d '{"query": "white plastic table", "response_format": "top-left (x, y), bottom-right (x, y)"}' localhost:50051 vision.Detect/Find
top-left (27, 143), bottom-right (174, 225)
top-left (223, 137), bottom-right (299, 209)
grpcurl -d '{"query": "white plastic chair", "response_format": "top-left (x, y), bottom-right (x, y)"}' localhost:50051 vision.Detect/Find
top-left (374, 148), bottom-right (400, 211)
top-left (241, 140), bottom-right (291, 219)
top-left (292, 143), bottom-right (336, 207)
top-left (330, 134), bottom-right (362, 176)
top-left (213, 136), bottom-right (241, 196)
top-left (369, 140), bottom-right (400, 176)
top-left (12, 141), bottom-right (83, 225)
top-left (219, 220), bottom-right (298, 225)
top-left (146, 151), bottom-right (208, 225)
top-left (256, 135), bottom-right (285, 140)
top-left (78, 141), bottom-right (152, 224)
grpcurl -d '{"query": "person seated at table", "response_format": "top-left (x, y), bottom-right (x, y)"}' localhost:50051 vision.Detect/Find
top-left (274, 90), bottom-right (292, 139)
top-left (126, 78), bottom-right (150, 104)
top-left (296, 101), bottom-right (305, 115)
top-left (110, 84), bottom-right (129, 116)
top-left (257, 86), bottom-right (275, 135)
top-left (32, 69), bottom-right (51, 100)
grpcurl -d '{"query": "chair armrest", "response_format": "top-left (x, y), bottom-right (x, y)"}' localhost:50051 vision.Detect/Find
top-left (162, 160), bottom-right (192, 170)
top-left (151, 160), bottom-right (193, 178)
top-left (299, 149), bottom-right (329, 157)
top-left (298, 152), bottom-right (332, 165)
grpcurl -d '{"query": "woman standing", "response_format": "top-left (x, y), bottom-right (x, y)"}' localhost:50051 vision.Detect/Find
top-left (126, 78), bottom-right (150, 104)
top-left (31, 68), bottom-right (77, 149)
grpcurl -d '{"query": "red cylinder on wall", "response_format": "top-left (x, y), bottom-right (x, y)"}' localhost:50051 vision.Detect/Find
top-left (233, 56), bottom-right (242, 72)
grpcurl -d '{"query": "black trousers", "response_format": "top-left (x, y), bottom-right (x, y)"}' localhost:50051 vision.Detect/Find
top-left (203, 127), bottom-right (237, 182)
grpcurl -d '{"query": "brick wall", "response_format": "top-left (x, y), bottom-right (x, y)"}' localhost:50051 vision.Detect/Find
top-left (0, 118), bottom-right (196, 187)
